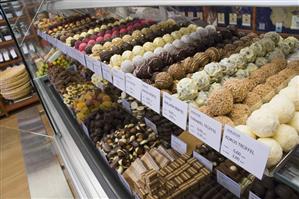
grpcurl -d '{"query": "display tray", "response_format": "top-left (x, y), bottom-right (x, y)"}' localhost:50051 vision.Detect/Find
top-left (34, 78), bottom-right (133, 199)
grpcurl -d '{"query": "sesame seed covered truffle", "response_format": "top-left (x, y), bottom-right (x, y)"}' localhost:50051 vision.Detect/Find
top-left (252, 84), bottom-right (275, 102)
top-left (207, 88), bottom-right (234, 116)
top-left (154, 72), bottom-right (173, 89)
top-left (243, 92), bottom-right (263, 111)
top-left (168, 63), bottom-right (186, 80)
top-left (223, 78), bottom-right (249, 103)
top-left (228, 104), bottom-right (250, 125)
top-left (214, 116), bottom-right (235, 126)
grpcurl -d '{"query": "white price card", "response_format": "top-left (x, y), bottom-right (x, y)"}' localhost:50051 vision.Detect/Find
top-left (22, 44), bottom-right (29, 55)
top-left (291, 15), bottom-right (299, 30)
top-left (171, 134), bottom-right (187, 155)
top-left (10, 49), bottom-right (17, 59)
top-left (141, 82), bottom-right (160, 114)
top-left (122, 99), bottom-right (131, 113)
top-left (81, 123), bottom-right (90, 139)
top-left (112, 68), bottom-right (125, 91)
top-left (188, 11), bottom-right (194, 18)
top-left (93, 60), bottom-right (103, 77)
top-left (259, 23), bottom-right (265, 30)
top-left (249, 191), bottom-right (261, 199)
top-left (162, 92), bottom-right (188, 130)
top-left (126, 73), bottom-right (142, 100)
top-left (242, 14), bottom-right (251, 26)
top-left (144, 117), bottom-right (158, 134)
top-left (101, 63), bottom-right (113, 83)
top-left (197, 12), bottom-right (203, 20)
top-left (4, 35), bottom-right (12, 41)
top-left (188, 105), bottom-right (222, 151)
top-left (220, 125), bottom-right (269, 179)
top-left (85, 55), bottom-right (95, 71)
top-left (74, 50), bottom-right (86, 66)
top-left (217, 13), bottom-right (225, 24)
top-left (229, 13), bottom-right (237, 25)
top-left (275, 22), bottom-right (283, 32)
top-left (193, 151), bottom-right (213, 171)
top-left (56, 40), bottom-right (67, 54)
top-left (3, 51), bottom-right (9, 61)
top-left (217, 170), bottom-right (241, 197)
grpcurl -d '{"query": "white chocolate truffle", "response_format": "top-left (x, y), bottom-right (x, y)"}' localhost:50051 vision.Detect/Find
top-left (171, 31), bottom-right (182, 40)
top-left (240, 47), bottom-right (256, 63)
top-left (195, 91), bottom-right (208, 107)
top-left (264, 31), bottom-right (281, 44)
top-left (255, 57), bottom-right (268, 67)
top-left (246, 108), bottom-right (279, 138)
top-left (163, 43), bottom-right (177, 55)
top-left (260, 38), bottom-right (275, 53)
top-left (279, 87), bottom-right (299, 111)
top-left (121, 60), bottom-right (135, 73)
top-left (179, 27), bottom-right (190, 35)
top-left (268, 95), bottom-right (295, 123)
top-left (177, 78), bottom-right (199, 100)
top-left (132, 55), bottom-right (145, 66)
top-left (208, 83), bottom-right (222, 95)
top-left (190, 31), bottom-right (201, 41)
top-left (153, 47), bottom-right (165, 56)
top-left (143, 42), bottom-right (156, 52)
top-left (246, 63), bottom-right (258, 74)
top-left (250, 42), bottom-right (265, 57)
top-left (181, 35), bottom-right (193, 44)
top-left (235, 125), bottom-right (256, 139)
top-left (191, 71), bottom-right (211, 91)
top-left (162, 34), bottom-right (174, 43)
top-left (143, 51), bottom-right (154, 60)
top-left (205, 25), bottom-right (216, 34)
top-left (289, 112), bottom-right (299, 133)
top-left (110, 54), bottom-right (122, 67)
top-left (153, 37), bottom-right (166, 47)
top-left (122, 50), bottom-right (134, 61)
top-left (173, 39), bottom-right (186, 49)
top-left (188, 24), bottom-right (197, 32)
top-left (196, 27), bottom-right (209, 38)
top-left (278, 41), bottom-right (291, 55)
top-left (228, 54), bottom-right (247, 69)
top-left (132, 45), bottom-right (145, 56)
top-left (258, 138), bottom-right (283, 168)
top-left (273, 124), bottom-right (298, 152)
top-left (266, 48), bottom-right (285, 61)
top-left (204, 62), bottom-right (223, 82)
top-left (219, 58), bottom-right (237, 75)
top-left (288, 76), bottom-right (299, 89)
top-left (284, 36), bottom-right (299, 52)
top-left (235, 69), bottom-right (249, 78)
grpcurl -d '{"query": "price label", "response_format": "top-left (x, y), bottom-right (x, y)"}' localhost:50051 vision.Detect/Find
top-left (101, 63), bottom-right (113, 83)
top-left (217, 13), bottom-right (225, 24)
top-left (162, 92), bottom-right (188, 130)
top-left (81, 123), bottom-right (90, 139)
top-left (74, 50), bottom-right (86, 66)
top-left (22, 44), bottom-right (29, 55)
top-left (188, 11), bottom-right (194, 18)
top-left (85, 55), bottom-right (95, 71)
top-left (259, 23), bottom-right (265, 30)
top-left (122, 99), bottom-right (131, 113)
top-left (125, 73), bottom-right (142, 100)
top-left (188, 105), bottom-right (222, 151)
top-left (28, 44), bottom-right (36, 52)
top-left (57, 40), bottom-right (67, 54)
top-left (144, 117), bottom-right (158, 134)
top-left (48, 35), bottom-right (57, 46)
top-left (242, 14), bottom-right (251, 26)
top-left (193, 151), bottom-right (213, 171)
top-left (275, 22), bottom-right (283, 32)
top-left (4, 35), bottom-right (12, 41)
top-left (220, 125), bottom-right (269, 179)
top-left (229, 13), bottom-right (237, 25)
top-left (197, 12), bottom-right (203, 20)
top-left (93, 60), bottom-right (103, 77)
top-left (171, 134), bottom-right (187, 155)
top-left (10, 49), bottom-right (17, 59)
top-left (112, 68), bottom-right (125, 91)
top-left (249, 191), bottom-right (261, 199)
top-left (3, 51), bottom-right (9, 61)
top-left (217, 170), bottom-right (241, 197)
top-left (141, 82), bottom-right (160, 114)
top-left (291, 15), bottom-right (299, 30)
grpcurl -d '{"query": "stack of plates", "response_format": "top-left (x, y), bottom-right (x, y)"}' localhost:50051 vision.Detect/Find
top-left (0, 64), bottom-right (32, 100)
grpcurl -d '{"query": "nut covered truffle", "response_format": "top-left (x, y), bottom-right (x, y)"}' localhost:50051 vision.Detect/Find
top-left (223, 78), bottom-right (249, 102)
top-left (214, 116), bottom-right (235, 126)
top-left (207, 88), bottom-right (234, 116)
top-left (228, 104), bottom-right (250, 125)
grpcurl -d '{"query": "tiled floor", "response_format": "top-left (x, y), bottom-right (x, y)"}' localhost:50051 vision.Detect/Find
top-left (0, 104), bottom-right (73, 199)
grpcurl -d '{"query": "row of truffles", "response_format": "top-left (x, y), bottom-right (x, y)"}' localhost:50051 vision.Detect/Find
top-left (73, 18), bottom-right (156, 53)
top-left (118, 92), bottom-right (146, 120)
top-left (195, 144), bottom-right (226, 170)
top-left (48, 64), bottom-right (84, 94)
top-left (242, 75), bottom-right (299, 168)
top-left (153, 31), bottom-right (255, 94)
top-left (175, 32), bottom-right (298, 104)
top-left (109, 22), bottom-right (197, 70)
top-left (123, 151), bottom-right (210, 199)
top-left (84, 106), bottom-right (137, 143)
top-left (90, 19), bottom-right (182, 62)
top-left (250, 176), bottom-right (299, 199)
top-left (98, 122), bottom-right (160, 174)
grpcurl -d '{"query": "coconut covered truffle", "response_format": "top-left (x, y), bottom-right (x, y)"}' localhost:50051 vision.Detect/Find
top-left (235, 125), bottom-right (256, 139)
top-left (243, 92), bottom-right (263, 111)
top-left (246, 108), bottom-right (279, 138)
top-left (273, 124), bottom-right (298, 152)
top-left (258, 138), bottom-right (283, 168)
top-left (110, 54), bottom-right (123, 67)
top-left (288, 75), bottom-right (299, 88)
top-left (207, 88), bottom-right (234, 116)
top-left (228, 104), bottom-right (250, 126)
top-left (289, 112), bottom-right (299, 132)
top-left (214, 116), bottom-right (234, 126)
top-left (267, 95), bottom-right (295, 123)
top-left (223, 78), bottom-right (249, 103)
top-left (252, 84), bottom-right (275, 103)
top-left (279, 87), bottom-right (299, 111)
top-left (120, 60), bottom-right (135, 73)
top-left (177, 78), bottom-right (199, 101)
top-left (191, 71), bottom-right (211, 91)
top-left (167, 63), bottom-right (186, 80)
top-left (154, 72), bottom-right (173, 89)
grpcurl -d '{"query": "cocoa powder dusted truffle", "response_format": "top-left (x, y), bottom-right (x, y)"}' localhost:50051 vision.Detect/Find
top-left (243, 92), bottom-right (263, 111)
top-left (252, 84), bottom-right (275, 102)
top-left (266, 75), bottom-right (286, 91)
top-left (154, 72), bottom-right (173, 89)
top-left (228, 104), bottom-right (250, 125)
top-left (167, 63), bottom-right (185, 80)
top-left (207, 88), bottom-right (234, 116)
top-left (214, 116), bottom-right (235, 126)
top-left (223, 78), bottom-right (249, 103)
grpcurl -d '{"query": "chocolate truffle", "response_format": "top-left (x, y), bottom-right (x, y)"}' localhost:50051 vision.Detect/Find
top-left (205, 47), bottom-right (221, 62)
top-left (162, 34), bottom-right (174, 43)
top-left (163, 43), bottom-right (177, 55)
top-left (153, 37), bottom-right (166, 48)
top-left (204, 62), bottom-right (223, 82)
top-left (240, 47), bottom-right (256, 63)
top-left (228, 104), bottom-right (250, 125)
top-left (191, 71), bottom-right (210, 91)
top-left (170, 31), bottom-right (182, 40)
top-left (168, 63), bottom-right (186, 80)
top-left (159, 52), bottom-right (174, 66)
top-left (224, 78), bottom-right (249, 102)
top-left (194, 52), bottom-right (210, 68)
top-left (207, 88), bottom-right (234, 116)
top-left (154, 72), bottom-right (173, 89)
top-left (177, 78), bottom-right (199, 100)
top-left (147, 56), bottom-right (164, 72)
